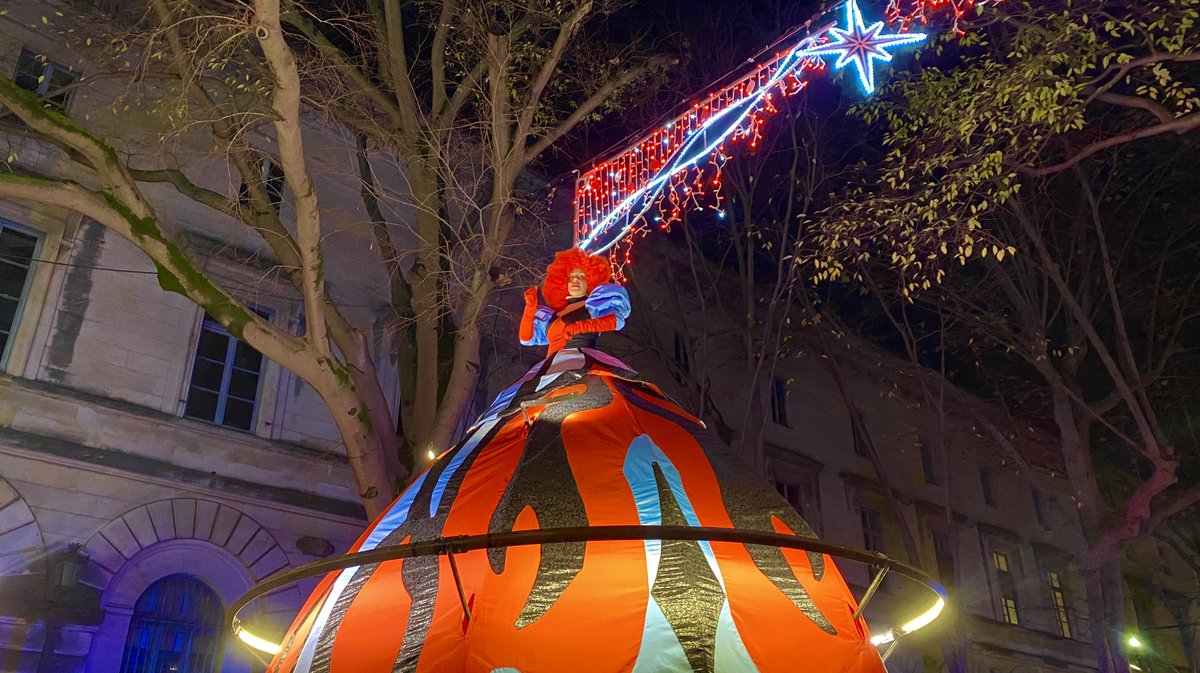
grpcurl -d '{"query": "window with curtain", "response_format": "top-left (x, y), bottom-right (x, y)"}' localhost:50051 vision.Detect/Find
top-left (774, 471), bottom-right (823, 535)
top-left (1048, 570), bottom-right (1071, 637)
top-left (860, 507), bottom-right (885, 553)
top-left (980, 467), bottom-right (997, 508)
top-left (769, 377), bottom-right (789, 426)
top-left (919, 438), bottom-right (940, 485)
top-left (119, 574), bottom-right (222, 673)
top-left (993, 551), bottom-right (1020, 625)
top-left (932, 531), bottom-right (956, 584)
top-left (0, 222), bottom-right (39, 366)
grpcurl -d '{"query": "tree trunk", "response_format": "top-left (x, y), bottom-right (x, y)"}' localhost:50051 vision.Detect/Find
top-left (1082, 561), bottom-right (1124, 673)
top-left (1046, 384), bottom-right (1128, 673)
top-left (340, 331), bottom-right (406, 490)
top-left (424, 287), bottom-right (485, 456)
top-left (742, 384), bottom-right (768, 473)
top-left (406, 158), bottom-right (446, 463)
top-left (1101, 556), bottom-right (1131, 673)
top-left (279, 343), bottom-right (398, 521)
top-left (309, 365), bottom-right (396, 520)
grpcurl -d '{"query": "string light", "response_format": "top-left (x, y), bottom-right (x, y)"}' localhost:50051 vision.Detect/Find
top-left (886, 0), bottom-right (986, 34)
top-left (575, 41), bottom-right (826, 261)
top-left (573, 0), bottom-right (995, 276)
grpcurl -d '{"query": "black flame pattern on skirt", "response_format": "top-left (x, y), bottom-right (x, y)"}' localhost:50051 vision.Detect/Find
top-left (304, 351), bottom-right (838, 672)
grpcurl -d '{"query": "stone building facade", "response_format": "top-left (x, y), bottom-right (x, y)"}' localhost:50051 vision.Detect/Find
top-left (610, 239), bottom-right (1196, 673)
top-left (0, 1), bottom-right (391, 669)
top-left (608, 243), bottom-right (1100, 673)
top-left (0, 1), bottom-right (1193, 673)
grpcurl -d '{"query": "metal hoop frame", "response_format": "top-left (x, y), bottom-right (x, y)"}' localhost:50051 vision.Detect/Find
top-left (230, 525), bottom-right (947, 659)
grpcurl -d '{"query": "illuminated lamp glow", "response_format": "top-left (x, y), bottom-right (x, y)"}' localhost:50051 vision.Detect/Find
top-left (235, 623), bottom-right (282, 655)
top-left (868, 586), bottom-right (947, 646)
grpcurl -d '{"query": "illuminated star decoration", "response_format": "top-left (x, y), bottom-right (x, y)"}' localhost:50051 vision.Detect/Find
top-left (574, 0), bottom-right (953, 264)
top-left (795, 0), bottom-right (927, 94)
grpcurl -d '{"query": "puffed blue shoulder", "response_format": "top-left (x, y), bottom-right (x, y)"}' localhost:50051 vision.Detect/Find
top-left (586, 284), bottom-right (631, 329)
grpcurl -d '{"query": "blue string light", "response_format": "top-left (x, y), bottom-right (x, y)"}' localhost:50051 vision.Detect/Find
top-left (575, 0), bottom-right (930, 258)
top-left (580, 47), bottom-right (817, 253)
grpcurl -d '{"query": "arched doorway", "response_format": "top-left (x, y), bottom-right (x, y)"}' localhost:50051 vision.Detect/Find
top-left (84, 502), bottom-right (299, 673)
top-left (118, 574), bottom-right (222, 673)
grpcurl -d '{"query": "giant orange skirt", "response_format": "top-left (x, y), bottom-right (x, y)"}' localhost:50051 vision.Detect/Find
top-left (269, 349), bottom-right (884, 673)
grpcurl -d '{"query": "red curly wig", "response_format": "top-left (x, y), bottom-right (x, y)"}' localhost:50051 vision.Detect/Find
top-left (541, 248), bottom-right (614, 311)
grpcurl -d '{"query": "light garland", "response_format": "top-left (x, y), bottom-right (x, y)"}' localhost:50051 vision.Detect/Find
top-left (573, 0), bottom-right (994, 273)
top-left (886, 0), bottom-right (987, 33)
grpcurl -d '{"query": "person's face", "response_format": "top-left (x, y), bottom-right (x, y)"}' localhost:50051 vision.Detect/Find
top-left (567, 268), bottom-right (588, 298)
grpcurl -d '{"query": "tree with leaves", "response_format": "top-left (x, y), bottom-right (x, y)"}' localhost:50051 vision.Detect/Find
top-left (809, 2), bottom-right (1200, 671)
top-left (0, 0), bottom-right (671, 517)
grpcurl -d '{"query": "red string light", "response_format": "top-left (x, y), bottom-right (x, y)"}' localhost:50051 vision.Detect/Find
top-left (575, 0), bottom-right (999, 277)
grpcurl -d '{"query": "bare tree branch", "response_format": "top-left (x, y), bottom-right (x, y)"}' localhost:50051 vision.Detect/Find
top-left (524, 55), bottom-right (676, 161)
top-left (516, 1), bottom-right (593, 141)
top-left (1024, 112), bottom-right (1200, 177)
top-left (253, 0), bottom-right (332, 356)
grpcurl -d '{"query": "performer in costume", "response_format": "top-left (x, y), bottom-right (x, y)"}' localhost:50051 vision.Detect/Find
top-left (267, 249), bottom-right (884, 673)
top-left (519, 247), bottom-right (630, 355)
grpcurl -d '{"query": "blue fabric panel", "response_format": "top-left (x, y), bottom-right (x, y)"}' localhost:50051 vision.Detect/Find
top-left (585, 284), bottom-right (632, 329)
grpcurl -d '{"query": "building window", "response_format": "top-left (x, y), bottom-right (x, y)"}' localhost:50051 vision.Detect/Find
top-left (1032, 487), bottom-right (1047, 528)
top-left (861, 507), bottom-right (885, 552)
top-left (993, 551), bottom-right (1020, 625)
top-left (932, 531), bottom-right (956, 584)
top-left (775, 473), bottom-right (822, 534)
top-left (980, 467), bottom-right (997, 508)
top-left (1048, 570), bottom-right (1071, 638)
top-left (776, 480), bottom-right (802, 513)
top-left (184, 312), bottom-right (269, 431)
top-left (770, 377), bottom-right (789, 426)
top-left (0, 222), bottom-right (40, 366)
top-left (119, 574), bottom-right (222, 673)
top-left (919, 438), bottom-right (939, 485)
top-left (673, 331), bottom-right (690, 373)
top-left (13, 48), bottom-right (79, 112)
top-left (853, 431), bottom-right (869, 457)
top-left (238, 158), bottom-right (286, 209)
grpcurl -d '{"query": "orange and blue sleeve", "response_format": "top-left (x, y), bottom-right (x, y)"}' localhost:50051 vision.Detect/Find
top-left (520, 304), bottom-right (553, 346)
top-left (565, 284), bottom-right (631, 336)
top-left (583, 284), bottom-right (631, 328)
